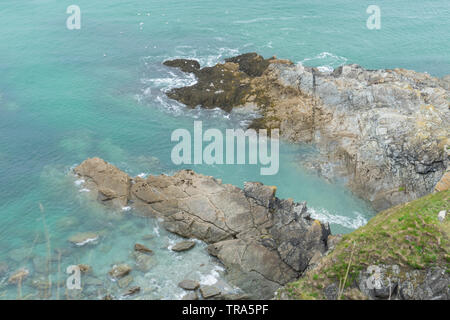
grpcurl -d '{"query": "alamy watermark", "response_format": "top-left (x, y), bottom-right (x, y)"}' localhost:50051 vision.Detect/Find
top-left (171, 121), bottom-right (279, 175)
top-left (66, 5), bottom-right (81, 30)
top-left (66, 265), bottom-right (81, 290)
top-left (366, 5), bottom-right (381, 30)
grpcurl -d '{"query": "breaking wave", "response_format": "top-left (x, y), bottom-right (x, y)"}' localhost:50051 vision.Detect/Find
top-left (309, 207), bottom-right (368, 230)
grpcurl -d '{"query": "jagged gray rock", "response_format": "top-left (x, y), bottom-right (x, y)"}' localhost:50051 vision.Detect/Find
top-left (164, 54), bottom-right (449, 211)
top-left (74, 158), bottom-right (331, 299)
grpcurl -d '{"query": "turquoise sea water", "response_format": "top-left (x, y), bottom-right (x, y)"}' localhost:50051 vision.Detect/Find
top-left (0, 1), bottom-right (448, 299)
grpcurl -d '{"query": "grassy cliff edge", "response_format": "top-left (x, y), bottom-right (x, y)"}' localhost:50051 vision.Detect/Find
top-left (277, 190), bottom-right (449, 300)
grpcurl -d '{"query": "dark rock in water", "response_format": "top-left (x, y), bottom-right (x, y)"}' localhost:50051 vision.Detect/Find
top-left (163, 53), bottom-right (275, 112)
top-left (8, 268), bottom-right (29, 284)
top-left (141, 234), bottom-right (155, 240)
top-left (123, 286), bottom-right (140, 296)
top-left (134, 243), bottom-right (153, 254)
top-left (31, 276), bottom-right (51, 291)
top-left (109, 264), bottom-right (131, 279)
top-left (171, 241), bottom-right (196, 252)
top-left (8, 248), bottom-right (30, 263)
top-left (178, 279), bottom-right (200, 290)
top-left (133, 252), bottom-right (157, 272)
top-left (200, 285), bottom-right (221, 299)
top-left (163, 59), bottom-right (200, 74)
top-left (225, 52), bottom-right (271, 77)
top-left (182, 292), bottom-right (198, 300)
top-left (103, 294), bottom-right (114, 300)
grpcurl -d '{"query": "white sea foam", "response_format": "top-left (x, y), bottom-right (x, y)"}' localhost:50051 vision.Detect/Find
top-left (74, 179), bottom-right (85, 186)
top-left (199, 265), bottom-right (224, 286)
top-left (79, 188), bottom-right (90, 193)
top-left (299, 51), bottom-right (348, 72)
top-left (75, 236), bottom-right (99, 246)
top-left (309, 207), bottom-right (368, 230)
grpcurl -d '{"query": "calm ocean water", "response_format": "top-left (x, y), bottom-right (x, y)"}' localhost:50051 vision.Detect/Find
top-left (0, 0), bottom-right (448, 299)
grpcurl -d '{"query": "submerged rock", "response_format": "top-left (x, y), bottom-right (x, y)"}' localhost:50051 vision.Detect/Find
top-left (8, 248), bottom-right (30, 263)
top-left (123, 286), bottom-right (140, 296)
top-left (134, 243), bottom-right (153, 254)
top-left (182, 292), bottom-right (198, 300)
top-left (109, 264), bottom-right (131, 279)
top-left (68, 232), bottom-right (99, 246)
top-left (32, 256), bottom-right (51, 274)
top-left (133, 252), bottom-right (157, 272)
top-left (0, 261), bottom-right (8, 276)
top-left (163, 53), bottom-right (279, 112)
top-left (171, 241), bottom-right (196, 252)
top-left (74, 158), bottom-right (331, 299)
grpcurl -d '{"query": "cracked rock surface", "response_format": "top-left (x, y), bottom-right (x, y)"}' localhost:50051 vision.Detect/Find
top-left (74, 157), bottom-right (331, 299)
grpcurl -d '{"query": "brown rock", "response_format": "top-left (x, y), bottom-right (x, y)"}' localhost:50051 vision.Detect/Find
top-left (68, 232), bottom-right (99, 246)
top-left (178, 279), bottom-right (200, 290)
top-left (123, 286), bottom-right (140, 296)
top-left (8, 268), bottom-right (29, 284)
top-left (74, 158), bottom-right (131, 207)
top-left (200, 285), bottom-right (221, 299)
top-left (109, 264), bottom-right (131, 279)
top-left (134, 243), bottom-right (153, 254)
top-left (171, 241), bottom-right (196, 252)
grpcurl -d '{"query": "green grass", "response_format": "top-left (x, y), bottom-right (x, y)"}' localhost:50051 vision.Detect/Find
top-left (278, 190), bottom-right (450, 300)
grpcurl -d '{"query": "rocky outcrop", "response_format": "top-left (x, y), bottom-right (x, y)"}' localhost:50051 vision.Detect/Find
top-left (163, 53), bottom-right (285, 112)
top-left (74, 158), bottom-right (331, 299)
top-left (74, 157), bottom-right (131, 207)
top-left (164, 53), bottom-right (449, 211)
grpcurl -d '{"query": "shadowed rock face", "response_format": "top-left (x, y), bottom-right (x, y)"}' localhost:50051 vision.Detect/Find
top-left (164, 53), bottom-right (449, 211)
top-left (74, 158), bottom-right (331, 299)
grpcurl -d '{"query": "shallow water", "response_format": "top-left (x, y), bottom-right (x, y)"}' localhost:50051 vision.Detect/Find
top-left (0, 0), bottom-right (448, 299)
